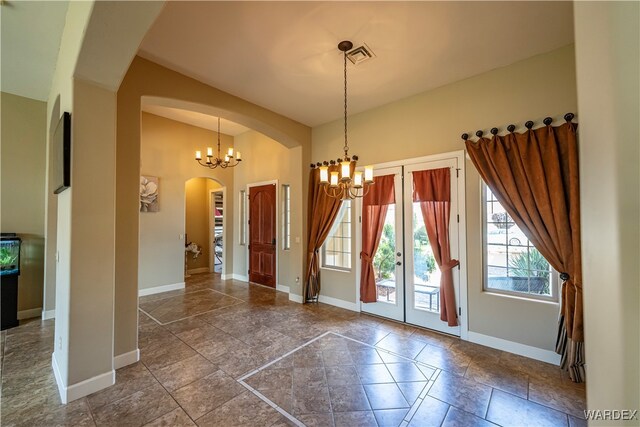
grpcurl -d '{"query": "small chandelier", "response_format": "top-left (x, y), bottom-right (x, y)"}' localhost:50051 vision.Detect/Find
top-left (195, 117), bottom-right (242, 169)
top-left (311, 40), bottom-right (374, 200)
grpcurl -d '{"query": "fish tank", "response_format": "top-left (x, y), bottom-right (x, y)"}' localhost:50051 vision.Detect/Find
top-left (0, 235), bottom-right (21, 276)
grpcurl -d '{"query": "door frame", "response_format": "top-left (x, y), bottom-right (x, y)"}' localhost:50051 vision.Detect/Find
top-left (208, 187), bottom-right (226, 276)
top-left (355, 150), bottom-right (468, 340)
top-left (246, 180), bottom-right (279, 288)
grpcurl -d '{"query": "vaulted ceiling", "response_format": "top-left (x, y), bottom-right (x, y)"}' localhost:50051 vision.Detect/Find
top-left (1, 1), bottom-right (69, 101)
top-left (139, 1), bottom-right (574, 127)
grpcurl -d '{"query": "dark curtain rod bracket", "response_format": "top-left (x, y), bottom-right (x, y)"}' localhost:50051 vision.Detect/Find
top-left (461, 112), bottom-right (575, 141)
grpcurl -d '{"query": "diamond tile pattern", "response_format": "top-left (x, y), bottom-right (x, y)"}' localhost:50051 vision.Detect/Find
top-left (243, 332), bottom-right (440, 424)
top-left (1, 273), bottom-right (585, 427)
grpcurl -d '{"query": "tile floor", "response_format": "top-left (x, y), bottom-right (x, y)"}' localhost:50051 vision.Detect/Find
top-left (0, 273), bottom-right (586, 426)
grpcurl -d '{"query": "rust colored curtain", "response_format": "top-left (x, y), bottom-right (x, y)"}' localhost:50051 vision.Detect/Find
top-left (360, 175), bottom-right (396, 303)
top-left (304, 165), bottom-right (344, 302)
top-left (465, 122), bottom-right (583, 382)
top-left (412, 168), bottom-right (459, 326)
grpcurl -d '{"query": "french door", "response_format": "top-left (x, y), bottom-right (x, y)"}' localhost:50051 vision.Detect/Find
top-left (360, 156), bottom-right (462, 336)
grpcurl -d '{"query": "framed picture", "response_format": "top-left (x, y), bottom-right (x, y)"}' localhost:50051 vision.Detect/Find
top-left (140, 176), bottom-right (159, 212)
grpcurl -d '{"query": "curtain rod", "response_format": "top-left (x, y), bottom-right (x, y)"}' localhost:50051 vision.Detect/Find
top-left (461, 112), bottom-right (575, 141)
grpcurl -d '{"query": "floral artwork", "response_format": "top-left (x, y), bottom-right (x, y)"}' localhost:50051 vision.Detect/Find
top-left (140, 176), bottom-right (159, 212)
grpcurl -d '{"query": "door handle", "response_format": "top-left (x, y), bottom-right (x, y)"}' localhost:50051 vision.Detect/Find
top-left (396, 261), bottom-right (402, 266)
top-left (396, 252), bottom-right (402, 257)
top-left (272, 238), bottom-right (276, 245)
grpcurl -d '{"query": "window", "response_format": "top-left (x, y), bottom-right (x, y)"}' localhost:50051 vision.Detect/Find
top-left (282, 184), bottom-right (291, 250)
top-left (239, 190), bottom-right (247, 245)
top-left (322, 201), bottom-right (352, 270)
top-left (483, 185), bottom-right (556, 300)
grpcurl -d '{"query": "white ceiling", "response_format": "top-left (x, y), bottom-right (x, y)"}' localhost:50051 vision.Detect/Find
top-left (1, 0), bottom-right (69, 101)
top-left (142, 104), bottom-right (250, 136)
top-left (139, 1), bottom-right (574, 127)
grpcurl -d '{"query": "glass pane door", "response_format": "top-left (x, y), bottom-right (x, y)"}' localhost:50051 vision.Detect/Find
top-left (405, 159), bottom-right (460, 336)
top-left (360, 167), bottom-right (404, 322)
top-left (411, 202), bottom-right (441, 313)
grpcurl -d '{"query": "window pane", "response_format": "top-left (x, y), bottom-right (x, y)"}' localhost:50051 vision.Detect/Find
top-left (282, 184), bottom-right (291, 250)
top-left (486, 222), bottom-right (506, 245)
top-left (487, 244), bottom-right (507, 268)
top-left (322, 201), bottom-right (352, 270)
top-left (483, 186), bottom-right (553, 298)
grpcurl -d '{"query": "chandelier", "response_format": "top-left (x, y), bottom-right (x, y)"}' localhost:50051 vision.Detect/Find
top-left (195, 117), bottom-right (242, 169)
top-left (311, 40), bottom-right (374, 200)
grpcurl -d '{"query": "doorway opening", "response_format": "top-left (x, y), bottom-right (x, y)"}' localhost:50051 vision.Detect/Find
top-left (185, 178), bottom-right (225, 278)
top-left (211, 189), bottom-right (224, 274)
top-left (357, 152), bottom-right (467, 337)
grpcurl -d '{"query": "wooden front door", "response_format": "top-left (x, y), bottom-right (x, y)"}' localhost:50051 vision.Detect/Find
top-left (249, 183), bottom-right (276, 287)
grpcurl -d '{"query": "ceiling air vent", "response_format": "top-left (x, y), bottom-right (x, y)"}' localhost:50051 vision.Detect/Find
top-left (346, 44), bottom-right (376, 65)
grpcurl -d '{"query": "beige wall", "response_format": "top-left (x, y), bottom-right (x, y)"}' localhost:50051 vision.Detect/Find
top-left (185, 178), bottom-right (214, 272)
top-left (574, 1), bottom-right (639, 420)
top-left (66, 79), bottom-right (116, 384)
top-left (312, 45), bottom-right (577, 352)
top-left (1, 92), bottom-right (47, 313)
top-left (46, 0), bottom-right (95, 388)
top-left (116, 57), bottom-right (311, 358)
top-left (140, 113), bottom-right (232, 289)
top-left (233, 131), bottom-right (304, 294)
top-left (45, 1), bottom-right (163, 399)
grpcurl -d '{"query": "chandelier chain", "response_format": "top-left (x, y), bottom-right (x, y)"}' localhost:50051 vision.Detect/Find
top-left (343, 48), bottom-right (348, 157)
top-left (217, 117), bottom-right (221, 157)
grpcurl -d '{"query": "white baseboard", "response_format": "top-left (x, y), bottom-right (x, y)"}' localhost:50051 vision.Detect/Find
top-left (52, 353), bottom-right (66, 403)
top-left (138, 282), bottom-right (185, 297)
top-left (221, 273), bottom-right (233, 280)
top-left (289, 293), bottom-right (303, 304)
top-left (18, 307), bottom-right (42, 320)
top-left (67, 370), bottom-right (115, 403)
top-left (187, 267), bottom-right (209, 275)
top-left (52, 352), bottom-right (116, 404)
top-left (467, 331), bottom-right (561, 365)
top-left (318, 295), bottom-right (360, 312)
top-left (42, 309), bottom-right (55, 320)
top-left (114, 349), bottom-right (140, 369)
top-left (231, 274), bottom-right (248, 282)
top-left (276, 284), bottom-right (290, 294)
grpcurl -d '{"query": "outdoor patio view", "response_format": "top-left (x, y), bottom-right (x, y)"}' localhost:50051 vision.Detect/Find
top-left (373, 204), bottom-right (441, 312)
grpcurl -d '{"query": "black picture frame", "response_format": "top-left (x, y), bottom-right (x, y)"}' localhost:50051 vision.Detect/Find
top-left (53, 112), bottom-right (71, 194)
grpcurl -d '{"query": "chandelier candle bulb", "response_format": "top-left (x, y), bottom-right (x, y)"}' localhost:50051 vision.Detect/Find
top-left (236, 152), bottom-right (241, 160)
top-left (330, 172), bottom-right (339, 187)
top-left (207, 147), bottom-right (213, 157)
top-left (227, 147), bottom-right (234, 157)
top-left (320, 166), bottom-right (329, 184)
top-left (340, 161), bottom-right (351, 182)
top-left (195, 151), bottom-right (202, 160)
top-left (354, 171), bottom-right (363, 188)
top-left (364, 166), bottom-right (374, 183)
top-left (225, 155), bottom-right (230, 162)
